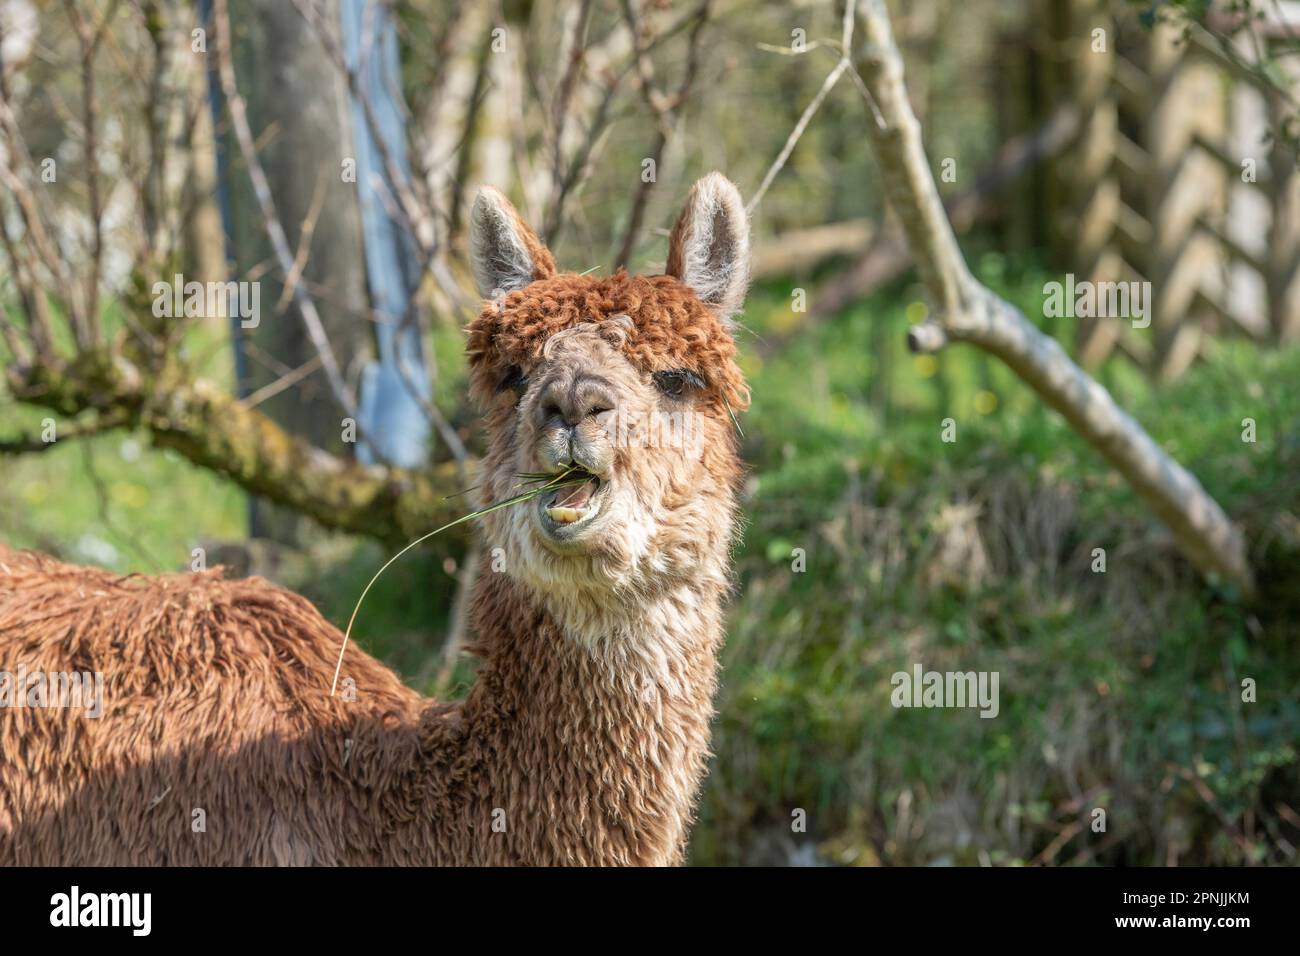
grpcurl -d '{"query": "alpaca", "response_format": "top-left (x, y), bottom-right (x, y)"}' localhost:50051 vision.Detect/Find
top-left (0, 173), bottom-right (751, 866)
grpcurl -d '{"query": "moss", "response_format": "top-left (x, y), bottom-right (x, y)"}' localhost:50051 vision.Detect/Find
top-left (6, 347), bottom-right (467, 549)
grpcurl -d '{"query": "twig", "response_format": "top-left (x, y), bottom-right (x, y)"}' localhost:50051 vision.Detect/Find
top-left (0, 96), bottom-right (81, 345)
top-left (0, 409), bottom-right (131, 454)
top-left (62, 0), bottom-right (125, 346)
top-left (236, 355), bottom-right (325, 411)
top-left (211, 0), bottom-right (358, 419)
top-left (542, 0), bottom-right (715, 246)
top-left (274, 170), bottom-right (330, 315)
top-left (747, 59), bottom-right (848, 218)
top-left (80, 439), bottom-right (166, 571)
top-left (1169, 762), bottom-right (1257, 861)
top-left (746, 0), bottom-right (857, 217)
top-left (543, 0), bottom-right (595, 240)
top-left (394, 350), bottom-right (471, 480)
top-left (611, 0), bottom-right (712, 270)
top-left (289, 0), bottom-right (439, 256)
top-left (0, 225), bottom-right (44, 361)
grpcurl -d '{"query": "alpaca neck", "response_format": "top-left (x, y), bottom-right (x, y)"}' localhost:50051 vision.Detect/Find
top-left (453, 570), bottom-right (725, 865)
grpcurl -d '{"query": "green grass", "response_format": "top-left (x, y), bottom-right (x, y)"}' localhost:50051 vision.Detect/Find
top-left (0, 297), bottom-right (246, 570)
top-left (690, 261), bottom-right (1300, 865)
top-left (0, 413), bottom-right (247, 571)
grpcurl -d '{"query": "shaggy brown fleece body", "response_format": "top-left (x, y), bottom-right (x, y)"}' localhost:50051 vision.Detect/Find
top-left (0, 547), bottom-right (716, 865)
top-left (0, 546), bottom-right (426, 865)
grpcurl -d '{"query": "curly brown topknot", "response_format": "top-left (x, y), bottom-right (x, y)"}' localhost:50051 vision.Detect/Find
top-left (466, 269), bottom-right (750, 415)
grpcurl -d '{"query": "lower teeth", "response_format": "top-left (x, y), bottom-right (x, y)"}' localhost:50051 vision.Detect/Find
top-left (546, 506), bottom-right (586, 524)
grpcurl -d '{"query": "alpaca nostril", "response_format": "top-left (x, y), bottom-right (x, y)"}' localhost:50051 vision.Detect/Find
top-left (538, 375), bottom-right (618, 426)
top-left (573, 387), bottom-right (617, 423)
top-left (556, 402), bottom-right (613, 427)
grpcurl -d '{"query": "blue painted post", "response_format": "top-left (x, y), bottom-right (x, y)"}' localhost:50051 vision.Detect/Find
top-left (342, 0), bottom-right (432, 468)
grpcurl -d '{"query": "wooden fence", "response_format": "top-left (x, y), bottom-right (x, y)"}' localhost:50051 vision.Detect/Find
top-left (1029, 0), bottom-right (1300, 379)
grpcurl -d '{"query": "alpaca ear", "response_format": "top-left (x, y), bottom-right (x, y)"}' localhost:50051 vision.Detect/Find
top-left (469, 187), bottom-right (557, 298)
top-left (666, 172), bottom-right (751, 325)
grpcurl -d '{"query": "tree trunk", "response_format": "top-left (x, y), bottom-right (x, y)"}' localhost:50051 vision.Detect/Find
top-left (219, 0), bottom-right (372, 541)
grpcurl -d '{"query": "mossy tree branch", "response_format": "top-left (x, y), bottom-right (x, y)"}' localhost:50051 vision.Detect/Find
top-left (4, 352), bottom-right (471, 549)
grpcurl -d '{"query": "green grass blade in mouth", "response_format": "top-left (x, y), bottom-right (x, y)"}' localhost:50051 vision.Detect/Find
top-left (442, 484), bottom-right (480, 501)
top-left (446, 466), bottom-right (587, 502)
top-left (724, 396), bottom-right (744, 439)
top-left (330, 467), bottom-right (588, 696)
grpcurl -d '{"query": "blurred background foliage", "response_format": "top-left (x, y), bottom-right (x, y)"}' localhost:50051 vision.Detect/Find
top-left (1, 0), bottom-right (1298, 865)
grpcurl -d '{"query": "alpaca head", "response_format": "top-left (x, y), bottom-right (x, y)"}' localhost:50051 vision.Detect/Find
top-left (466, 174), bottom-right (751, 611)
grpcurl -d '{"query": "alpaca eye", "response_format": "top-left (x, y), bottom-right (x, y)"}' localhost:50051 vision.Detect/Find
top-left (497, 365), bottom-right (528, 395)
top-left (653, 369), bottom-right (704, 398)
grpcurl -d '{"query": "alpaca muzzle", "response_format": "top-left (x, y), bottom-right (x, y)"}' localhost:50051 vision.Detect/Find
top-left (537, 419), bottom-right (615, 478)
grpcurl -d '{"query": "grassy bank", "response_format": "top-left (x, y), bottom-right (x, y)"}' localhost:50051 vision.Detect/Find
top-left (694, 261), bottom-right (1299, 865)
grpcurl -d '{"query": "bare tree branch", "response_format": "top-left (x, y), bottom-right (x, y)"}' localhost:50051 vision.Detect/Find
top-left (289, 0), bottom-right (440, 256)
top-left (211, 0), bottom-right (359, 419)
top-left (611, 0), bottom-right (711, 271)
top-left (0, 97), bottom-right (81, 348)
top-left (750, 101), bottom-right (1082, 349)
top-left (62, 0), bottom-right (124, 347)
top-left (849, 0), bottom-right (1254, 594)
top-left (0, 408), bottom-right (131, 453)
top-left (237, 354), bottom-right (325, 411)
top-left (746, 0), bottom-right (857, 217)
top-left (543, 0), bottom-right (595, 241)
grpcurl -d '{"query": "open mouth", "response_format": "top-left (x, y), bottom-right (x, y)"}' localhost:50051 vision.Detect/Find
top-left (538, 468), bottom-right (606, 536)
